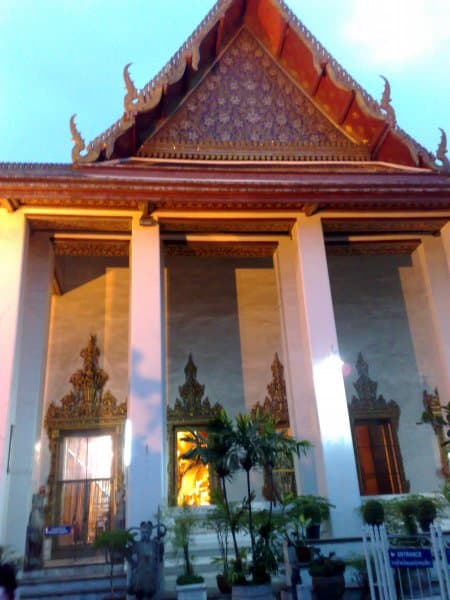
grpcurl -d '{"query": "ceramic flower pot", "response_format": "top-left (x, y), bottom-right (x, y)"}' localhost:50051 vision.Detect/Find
top-left (176, 581), bottom-right (207, 600)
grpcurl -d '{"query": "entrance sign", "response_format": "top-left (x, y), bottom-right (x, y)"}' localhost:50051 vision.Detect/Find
top-left (388, 548), bottom-right (433, 568)
top-left (44, 525), bottom-right (72, 536)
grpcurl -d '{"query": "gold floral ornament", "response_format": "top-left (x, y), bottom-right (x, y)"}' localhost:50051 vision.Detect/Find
top-left (45, 335), bottom-right (127, 433)
top-left (252, 352), bottom-right (290, 426)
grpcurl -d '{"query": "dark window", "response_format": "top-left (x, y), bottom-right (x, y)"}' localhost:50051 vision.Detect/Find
top-left (353, 419), bottom-right (404, 495)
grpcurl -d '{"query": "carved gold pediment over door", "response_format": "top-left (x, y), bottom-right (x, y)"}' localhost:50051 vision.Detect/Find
top-left (167, 354), bottom-right (223, 506)
top-left (252, 353), bottom-right (297, 501)
top-left (44, 335), bottom-right (126, 555)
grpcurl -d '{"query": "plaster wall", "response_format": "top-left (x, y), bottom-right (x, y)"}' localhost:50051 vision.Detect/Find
top-left (165, 256), bottom-right (281, 416)
top-left (39, 262), bottom-right (129, 487)
top-left (327, 252), bottom-right (441, 494)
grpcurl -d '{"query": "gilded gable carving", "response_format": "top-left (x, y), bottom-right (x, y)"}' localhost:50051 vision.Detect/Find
top-left (139, 28), bottom-right (368, 161)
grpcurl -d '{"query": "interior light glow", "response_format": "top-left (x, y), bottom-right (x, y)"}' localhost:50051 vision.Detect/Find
top-left (124, 419), bottom-right (132, 467)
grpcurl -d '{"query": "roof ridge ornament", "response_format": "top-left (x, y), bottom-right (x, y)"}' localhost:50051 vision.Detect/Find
top-left (436, 128), bottom-right (450, 172)
top-left (379, 75), bottom-right (396, 128)
top-left (123, 63), bottom-right (139, 113)
top-left (70, 114), bottom-right (100, 164)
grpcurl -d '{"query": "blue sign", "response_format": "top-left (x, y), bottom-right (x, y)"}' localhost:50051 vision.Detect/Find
top-left (389, 548), bottom-right (433, 568)
top-left (44, 525), bottom-right (72, 536)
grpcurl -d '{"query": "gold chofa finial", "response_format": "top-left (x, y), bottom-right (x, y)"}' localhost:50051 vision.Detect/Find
top-left (123, 63), bottom-right (138, 113)
top-left (70, 114), bottom-right (86, 164)
top-left (380, 75), bottom-right (396, 127)
top-left (436, 128), bottom-right (450, 171)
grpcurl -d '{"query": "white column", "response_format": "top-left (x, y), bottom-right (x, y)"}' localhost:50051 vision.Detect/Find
top-left (127, 218), bottom-right (165, 527)
top-left (416, 235), bottom-right (450, 399)
top-left (0, 210), bottom-right (28, 541)
top-left (4, 233), bottom-right (53, 552)
top-left (274, 237), bottom-right (323, 495)
top-left (293, 216), bottom-right (360, 537)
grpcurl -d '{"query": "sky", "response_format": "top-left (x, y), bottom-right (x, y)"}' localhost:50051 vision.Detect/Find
top-left (0, 0), bottom-right (448, 164)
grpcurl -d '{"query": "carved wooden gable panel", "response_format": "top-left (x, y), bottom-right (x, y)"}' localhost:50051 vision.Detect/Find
top-left (138, 28), bottom-right (368, 161)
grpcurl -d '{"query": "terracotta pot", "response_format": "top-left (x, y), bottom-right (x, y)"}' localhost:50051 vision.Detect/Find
top-left (312, 574), bottom-right (345, 599)
top-left (232, 583), bottom-right (273, 599)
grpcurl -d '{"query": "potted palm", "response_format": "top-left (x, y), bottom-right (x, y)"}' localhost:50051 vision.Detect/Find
top-left (171, 504), bottom-right (207, 600)
top-left (183, 409), bottom-right (310, 599)
top-left (308, 550), bottom-right (346, 599)
top-left (282, 496), bottom-right (313, 564)
top-left (284, 494), bottom-right (333, 543)
top-left (205, 492), bottom-right (247, 594)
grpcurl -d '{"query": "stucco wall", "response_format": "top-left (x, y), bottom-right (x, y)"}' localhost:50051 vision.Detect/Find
top-left (327, 252), bottom-right (441, 493)
top-left (165, 255), bottom-right (282, 416)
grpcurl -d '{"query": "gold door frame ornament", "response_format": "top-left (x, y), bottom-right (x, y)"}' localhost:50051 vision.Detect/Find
top-left (44, 335), bottom-right (127, 530)
top-left (348, 352), bottom-right (410, 494)
top-left (167, 354), bottom-right (223, 505)
top-left (252, 353), bottom-right (296, 501)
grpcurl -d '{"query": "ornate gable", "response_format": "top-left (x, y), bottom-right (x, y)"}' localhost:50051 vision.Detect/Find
top-left (138, 28), bottom-right (368, 161)
top-left (70, 0), bottom-right (440, 170)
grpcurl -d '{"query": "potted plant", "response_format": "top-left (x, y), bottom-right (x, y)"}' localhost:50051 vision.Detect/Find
top-left (183, 409), bottom-right (310, 598)
top-left (205, 492), bottom-right (247, 594)
top-left (361, 499), bottom-right (385, 527)
top-left (284, 494), bottom-right (332, 541)
top-left (308, 550), bottom-right (346, 600)
top-left (282, 495), bottom-right (313, 564)
top-left (417, 498), bottom-right (437, 532)
top-left (94, 529), bottom-right (134, 599)
top-left (171, 504), bottom-right (207, 600)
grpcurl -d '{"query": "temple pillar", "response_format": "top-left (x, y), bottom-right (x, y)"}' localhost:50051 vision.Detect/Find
top-left (441, 222), bottom-right (450, 273)
top-left (415, 235), bottom-right (450, 399)
top-left (0, 210), bottom-right (29, 542)
top-left (4, 233), bottom-right (53, 552)
top-left (278, 216), bottom-right (361, 537)
top-left (274, 236), bottom-right (322, 495)
top-left (127, 217), bottom-right (165, 527)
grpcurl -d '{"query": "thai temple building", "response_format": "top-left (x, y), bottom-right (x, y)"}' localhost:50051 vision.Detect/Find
top-left (1, 0), bottom-right (449, 579)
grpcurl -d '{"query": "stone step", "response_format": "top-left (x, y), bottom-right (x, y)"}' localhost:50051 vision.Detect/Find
top-left (18, 566), bottom-right (126, 599)
top-left (17, 529), bottom-right (288, 598)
